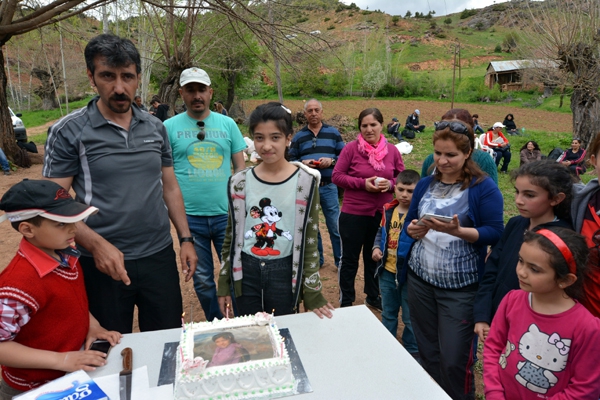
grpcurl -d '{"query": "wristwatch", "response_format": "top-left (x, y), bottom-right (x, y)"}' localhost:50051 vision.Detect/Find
top-left (330, 158), bottom-right (336, 166)
top-left (180, 237), bottom-right (195, 245)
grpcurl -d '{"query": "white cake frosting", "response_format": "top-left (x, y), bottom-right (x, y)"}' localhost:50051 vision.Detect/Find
top-left (174, 313), bottom-right (295, 399)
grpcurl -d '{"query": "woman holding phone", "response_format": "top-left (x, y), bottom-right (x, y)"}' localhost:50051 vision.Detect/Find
top-left (397, 109), bottom-right (504, 400)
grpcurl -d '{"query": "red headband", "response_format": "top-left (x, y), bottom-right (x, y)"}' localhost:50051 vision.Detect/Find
top-left (536, 229), bottom-right (577, 275)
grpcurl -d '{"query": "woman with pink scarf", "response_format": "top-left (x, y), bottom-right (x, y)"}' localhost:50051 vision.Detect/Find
top-left (208, 332), bottom-right (250, 367)
top-left (333, 108), bottom-right (404, 309)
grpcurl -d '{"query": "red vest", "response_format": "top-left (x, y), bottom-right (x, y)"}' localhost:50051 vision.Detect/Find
top-left (0, 251), bottom-right (89, 390)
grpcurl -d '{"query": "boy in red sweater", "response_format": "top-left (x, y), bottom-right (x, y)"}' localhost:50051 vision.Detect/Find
top-left (0, 179), bottom-right (122, 399)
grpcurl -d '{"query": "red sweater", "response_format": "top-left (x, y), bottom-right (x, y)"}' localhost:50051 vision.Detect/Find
top-left (0, 239), bottom-right (89, 390)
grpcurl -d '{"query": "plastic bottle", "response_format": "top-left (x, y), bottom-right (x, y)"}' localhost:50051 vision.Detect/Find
top-left (521, 127), bottom-right (525, 135)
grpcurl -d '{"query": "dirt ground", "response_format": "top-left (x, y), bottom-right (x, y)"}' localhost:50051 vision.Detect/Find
top-left (0, 159), bottom-right (484, 397)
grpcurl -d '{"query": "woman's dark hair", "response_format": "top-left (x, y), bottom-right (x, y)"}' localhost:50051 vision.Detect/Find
top-left (504, 113), bottom-right (514, 121)
top-left (524, 226), bottom-right (589, 300)
top-left (511, 160), bottom-right (573, 220)
top-left (572, 138), bottom-right (583, 145)
top-left (357, 108), bottom-right (384, 129)
top-left (212, 332), bottom-right (237, 343)
top-left (519, 140), bottom-right (541, 152)
top-left (85, 34), bottom-right (141, 75)
top-left (432, 109), bottom-right (485, 189)
top-left (248, 102), bottom-right (293, 138)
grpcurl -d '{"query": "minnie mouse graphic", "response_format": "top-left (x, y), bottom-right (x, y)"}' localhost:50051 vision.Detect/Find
top-left (245, 197), bottom-right (292, 256)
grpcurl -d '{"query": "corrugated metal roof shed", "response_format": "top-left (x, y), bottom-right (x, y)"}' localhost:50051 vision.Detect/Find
top-left (487, 60), bottom-right (558, 72)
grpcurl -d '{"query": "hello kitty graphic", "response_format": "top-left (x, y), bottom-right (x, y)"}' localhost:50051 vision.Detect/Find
top-left (245, 197), bottom-right (292, 256)
top-left (515, 324), bottom-right (570, 394)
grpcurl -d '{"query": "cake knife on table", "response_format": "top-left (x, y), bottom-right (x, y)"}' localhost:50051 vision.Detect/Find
top-left (119, 347), bottom-right (133, 400)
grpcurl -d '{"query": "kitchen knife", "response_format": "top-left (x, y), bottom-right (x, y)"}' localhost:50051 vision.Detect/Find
top-left (119, 347), bottom-right (133, 400)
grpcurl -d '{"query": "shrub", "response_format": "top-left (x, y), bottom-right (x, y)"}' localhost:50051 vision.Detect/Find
top-left (494, 44), bottom-right (502, 53)
top-left (444, 17), bottom-right (452, 25)
top-left (392, 16), bottom-right (400, 25)
top-left (435, 33), bottom-right (447, 39)
top-left (460, 8), bottom-right (477, 19)
top-left (324, 17), bottom-right (330, 22)
top-left (297, 17), bottom-right (308, 23)
top-left (327, 25), bottom-right (335, 30)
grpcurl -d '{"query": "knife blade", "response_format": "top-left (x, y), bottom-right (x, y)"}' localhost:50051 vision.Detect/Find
top-left (119, 347), bottom-right (133, 400)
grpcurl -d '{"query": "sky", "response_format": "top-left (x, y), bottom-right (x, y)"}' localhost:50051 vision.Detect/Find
top-left (342, 0), bottom-right (498, 17)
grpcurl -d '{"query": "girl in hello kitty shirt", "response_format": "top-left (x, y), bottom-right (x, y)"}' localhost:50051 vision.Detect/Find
top-left (483, 226), bottom-right (600, 399)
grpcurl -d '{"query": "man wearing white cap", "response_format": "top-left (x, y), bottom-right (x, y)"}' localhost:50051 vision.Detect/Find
top-left (164, 67), bottom-right (246, 321)
top-left (405, 109), bottom-right (426, 134)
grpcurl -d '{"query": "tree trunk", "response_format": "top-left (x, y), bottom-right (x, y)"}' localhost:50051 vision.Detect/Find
top-left (158, 64), bottom-right (185, 117)
top-left (571, 86), bottom-right (600, 148)
top-left (32, 67), bottom-right (59, 110)
top-left (0, 47), bottom-right (22, 159)
top-left (225, 70), bottom-right (237, 111)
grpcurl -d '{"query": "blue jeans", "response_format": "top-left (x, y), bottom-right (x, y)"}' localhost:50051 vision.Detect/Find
top-left (0, 148), bottom-right (9, 172)
top-left (317, 183), bottom-right (341, 267)
top-left (187, 214), bottom-right (228, 321)
top-left (379, 269), bottom-right (418, 354)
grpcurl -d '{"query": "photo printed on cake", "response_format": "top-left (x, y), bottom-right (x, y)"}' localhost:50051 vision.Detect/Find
top-left (193, 326), bottom-right (275, 367)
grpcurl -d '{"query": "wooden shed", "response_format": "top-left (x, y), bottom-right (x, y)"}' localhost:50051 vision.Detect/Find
top-left (485, 60), bottom-right (557, 91)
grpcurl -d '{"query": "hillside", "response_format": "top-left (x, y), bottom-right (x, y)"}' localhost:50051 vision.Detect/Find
top-left (3, 0), bottom-right (555, 112)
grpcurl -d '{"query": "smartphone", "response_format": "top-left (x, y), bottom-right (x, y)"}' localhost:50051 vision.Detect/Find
top-left (89, 340), bottom-right (112, 357)
top-left (417, 213), bottom-right (453, 226)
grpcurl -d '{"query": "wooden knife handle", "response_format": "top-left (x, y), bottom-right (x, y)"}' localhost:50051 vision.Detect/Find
top-left (121, 347), bottom-right (133, 373)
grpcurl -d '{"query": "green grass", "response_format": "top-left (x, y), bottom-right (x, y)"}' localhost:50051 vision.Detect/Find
top-left (29, 133), bottom-right (49, 145)
top-left (18, 97), bottom-right (94, 128)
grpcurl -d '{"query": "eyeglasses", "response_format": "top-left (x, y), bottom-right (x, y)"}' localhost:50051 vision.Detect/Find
top-left (312, 137), bottom-right (317, 148)
top-left (197, 121), bottom-right (205, 141)
top-left (435, 121), bottom-right (470, 136)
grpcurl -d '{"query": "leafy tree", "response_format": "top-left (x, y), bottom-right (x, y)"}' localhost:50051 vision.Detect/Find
top-left (444, 17), bottom-right (452, 25)
top-left (514, 0), bottom-right (600, 144)
top-left (404, 10), bottom-right (412, 18)
top-left (0, 0), bottom-right (111, 157)
top-left (392, 16), bottom-right (400, 25)
top-left (362, 60), bottom-right (385, 98)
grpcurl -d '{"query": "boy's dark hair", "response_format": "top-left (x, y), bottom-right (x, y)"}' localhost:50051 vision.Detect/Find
top-left (396, 169), bottom-right (420, 185)
top-left (524, 226), bottom-right (589, 300)
top-left (248, 102), bottom-right (293, 138)
top-left (85, 34), bottom-right (141, 75)
top-left (10, 216), bottom-right (44, 232)
top-left (472, 114), bottom-right (479, 119)
top-left (511, 160), bottom-right (573, 220)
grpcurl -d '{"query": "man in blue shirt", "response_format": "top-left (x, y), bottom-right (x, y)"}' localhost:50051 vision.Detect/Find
top-left (289, 99), bottom-right (345, 268)
top-left (164, 67), bottom-right (246, 321)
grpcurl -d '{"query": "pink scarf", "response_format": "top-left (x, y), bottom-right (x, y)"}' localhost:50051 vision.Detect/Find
top-left (357, 134), bottom-right (388, 171)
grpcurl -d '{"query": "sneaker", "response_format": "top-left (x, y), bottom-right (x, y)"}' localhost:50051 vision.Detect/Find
top-left (3, 170), bottom-right (10, 176)
top-left (365, 296), bottom-right (383, 312)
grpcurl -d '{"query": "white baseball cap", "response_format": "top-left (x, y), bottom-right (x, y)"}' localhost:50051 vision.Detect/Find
top-left (414, 109), bottom-right (420, 115)
top-left (180, 67), bottom-right (211, 87)
top-left (493, 122), bottom-right (505, 129)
